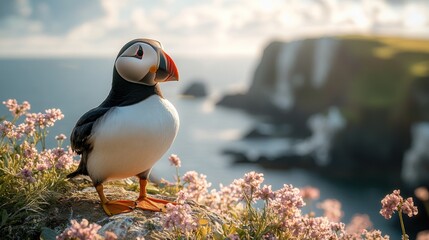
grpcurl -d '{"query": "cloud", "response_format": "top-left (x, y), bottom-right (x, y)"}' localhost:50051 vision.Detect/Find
top-left (0, 0), bottom-right (105, 36)
top-left (0, 0), bottom-right (428, 58)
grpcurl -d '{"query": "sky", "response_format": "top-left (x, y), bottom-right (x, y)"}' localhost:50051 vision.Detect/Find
top-left (1, 0), bottom-right (429, 58)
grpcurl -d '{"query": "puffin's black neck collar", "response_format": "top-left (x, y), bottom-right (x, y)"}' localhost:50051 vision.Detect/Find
top-left (100, 80), bottom-right (162, 108)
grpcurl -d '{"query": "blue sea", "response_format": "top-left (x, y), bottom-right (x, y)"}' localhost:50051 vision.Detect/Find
top-left (0, 58), bottom-right (399, 236)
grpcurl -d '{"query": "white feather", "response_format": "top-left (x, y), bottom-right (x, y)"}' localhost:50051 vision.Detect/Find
top-left (87, 95), bottom-right (179, 181)
top-left (115, 43), bottom-right (158, 85)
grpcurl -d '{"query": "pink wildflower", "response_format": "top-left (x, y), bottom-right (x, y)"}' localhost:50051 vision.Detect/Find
top-left (401, 197), bottom-right (418, 217)
top-left (39, 149), bottom-right (54, 170)
top-left (205, 184), bottom-right (240, 214)
top-left (380, 190), bottom-right (402, 219)
top-left (1, 120), bottom-right (16, 139)
top-left (2, 99), bottom-right (30, 117)
top-left (255, 184), bottom-right (275, 201)
top-left (297, 216), bottom-right (345, 239)
top-left (168, 154), bottom-right (181, 167)
top-left (176, 190), bottom-right (189, 204)
top-left (36, 113), bottom-right (47, 128)
top-left (55, 134), bottom-right (67, 141)
top-left (182, 171), bottom-right (211, 202)
top-left (346, 214), bottom-right (373, 234)
top-left (56, 154), bottom-right (74, 170)
top-left (44, 108), bottom-right (64, 127)
top-left (229, 171), bottom-right (264, 202)
top-left (361, 229), bottom-right (390, 240)
top-left (318, 199), bottom-right (343, 222)
top-left (271, 184), bottom-right (305, 222)
top-left (56, 219), bottom-right (102, 240)
top-left (300, 186), bottom-right (320, 200)
top-left (20, 142), bottom-right (38, 159)
top-left (162, 203), bottom-right (197, 233)
top-left (51, 147), bottom-right (75, 170)
top-left (26, 109), bottom-right (64, 129)
top-left (331, 221), bottom-right (346, 235)
top-left (16, 122), bottom-right (35, 137)
top-left (24, 113), bottom-right (38, 128)
top-left (380, 189), bottom-right (418, 220)
top-left (415, 187), bottom-right (429, 202)
top-left (52, 147), bottom-right (66, 158)
top-left (36, 161), bottom-right (49, 171)
top-left (243, 171), bottom-right (264, 190)
top-left (20, 167), bottom-right (36, 183)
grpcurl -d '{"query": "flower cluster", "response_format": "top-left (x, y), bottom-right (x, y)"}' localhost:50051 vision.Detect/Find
top-left (158, 159), bottom-right (427, 240)
top-left (345, 214), bottom-right (373, 234)
top-left (56, 219), bottom-right (117, 240)
top-left (271, 184), bottom-right (305, 221)
top-left (234, 171), bottom-right (265, 201)
top-left (289, 216), bottom-right (346, 239)
top-left (2, 99), bottom-right (30, 117)
top-left (318, 199), bottom-right (344, 222)
top-left (1, 101), bottom-right (64, 142)
top-left (168, 154), bottom-right (181, 167)
top-left (0, 99), bottom-right (79, 235)
top-left (15, 145), bottom-right (76, 184)
top-left (343, 229), bottom-right (390, 240)
top-left (0, 99), bottom-right (75, 184)
top-left (162, 203), bottom-right (198, 235)
top-left (53, 153), bottom-right (422, 240)
top-left (300, 186), bottom-right (320, 200)
top-left (181, 171), bottom-right (212, 202)
top-left (379, 189), bottom-right (419, 240)
top-left (168, 168), bottom-right (395, 239)
top-left (255, 184), bottom-right (275, 201)
top-left (380, 189), bottom-right (418, 219)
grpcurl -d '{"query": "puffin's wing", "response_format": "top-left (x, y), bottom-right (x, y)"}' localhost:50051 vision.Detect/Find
top-left (68, 107), bottom-right (110, 178)
top-left (71, 107), bottom-right (110, 153)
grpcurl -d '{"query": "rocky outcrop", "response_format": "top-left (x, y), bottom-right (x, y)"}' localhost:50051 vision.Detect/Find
top-left (218, 35), bottom-right (429, 186)
top-left (181, 81), bottom-right (208, 98)
top-left (36, 181), bottom-right (224, 240)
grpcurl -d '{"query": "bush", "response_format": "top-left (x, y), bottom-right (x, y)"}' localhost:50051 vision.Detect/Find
top-left (0, 99), bottom-right (78, 237)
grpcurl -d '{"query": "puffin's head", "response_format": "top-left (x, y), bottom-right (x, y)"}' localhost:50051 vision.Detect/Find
top-left (114, 38), bottom-right (179, 86)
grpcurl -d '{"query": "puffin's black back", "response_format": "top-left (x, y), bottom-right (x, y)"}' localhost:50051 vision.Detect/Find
top-left (68, 39), bottom-right (162, 178)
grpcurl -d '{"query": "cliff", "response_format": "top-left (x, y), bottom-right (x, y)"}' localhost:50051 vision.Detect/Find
top-left (218, 35), bottom-right (429, 186)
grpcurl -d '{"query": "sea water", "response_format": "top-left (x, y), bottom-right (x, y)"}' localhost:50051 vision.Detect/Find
top-left (0, 58), bottom-right (399, 236)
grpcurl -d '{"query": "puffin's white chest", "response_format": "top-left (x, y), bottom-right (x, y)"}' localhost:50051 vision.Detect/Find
top-left (87, 95), bottom-right (179, 181)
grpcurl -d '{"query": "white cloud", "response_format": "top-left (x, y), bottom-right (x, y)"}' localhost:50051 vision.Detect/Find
top-left (0, 0), bottom-right (429, 58)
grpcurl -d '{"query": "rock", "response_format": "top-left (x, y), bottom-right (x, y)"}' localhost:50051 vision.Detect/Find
top-left (218, 35), bottom-right (429, 184)
top-left (39, 181), bottom-right (226, 240)
top-left (181, 81), bottom-right (208, 98)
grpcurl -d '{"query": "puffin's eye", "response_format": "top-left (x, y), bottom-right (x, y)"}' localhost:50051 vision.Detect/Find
top-left (135, 45), bottom-right (144, 59)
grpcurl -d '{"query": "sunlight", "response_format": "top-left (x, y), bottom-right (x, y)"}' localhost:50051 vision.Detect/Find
top-left (404, 7), bottom-right (427, 29)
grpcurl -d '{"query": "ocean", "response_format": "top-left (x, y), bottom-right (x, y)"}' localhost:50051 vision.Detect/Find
top-left (0, 58), bottom-right (399, 236)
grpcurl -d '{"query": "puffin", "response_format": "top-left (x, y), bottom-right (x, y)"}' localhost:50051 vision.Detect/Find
top-left (67, 38), bottom-right (180, 216)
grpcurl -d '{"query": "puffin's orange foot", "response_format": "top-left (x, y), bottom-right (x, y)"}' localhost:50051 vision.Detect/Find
top-left (102, 200), bottom-right (135, 216)
top-left (135, 197), bottom-right (175, 212)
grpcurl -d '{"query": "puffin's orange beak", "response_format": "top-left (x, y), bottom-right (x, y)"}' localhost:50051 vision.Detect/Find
top-left (156, 50), bottom-right (179, 82)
